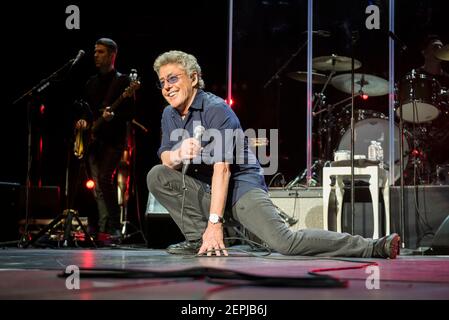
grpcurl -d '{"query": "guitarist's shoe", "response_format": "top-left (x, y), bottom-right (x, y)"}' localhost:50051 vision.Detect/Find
top-left (97, 232), bottom-right (121, 247)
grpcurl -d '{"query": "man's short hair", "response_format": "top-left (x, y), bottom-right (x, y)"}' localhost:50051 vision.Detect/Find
top-left (96, 38), bottom-right (118, 54)
top-left (421, 34), bottom-right (443, 51)
top-left (153, 50), bottom-right (205, 89)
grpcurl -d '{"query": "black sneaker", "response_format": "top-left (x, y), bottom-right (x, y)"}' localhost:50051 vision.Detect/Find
top-left (372, 233), bottom-right (401, 259)
top-left (166, 240), bottom-right (202, 255)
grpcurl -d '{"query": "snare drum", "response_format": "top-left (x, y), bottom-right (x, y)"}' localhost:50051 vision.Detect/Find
top-left (397, 69), bottom-right (441, 123)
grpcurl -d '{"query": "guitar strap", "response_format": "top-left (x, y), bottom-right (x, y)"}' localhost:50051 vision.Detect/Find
top-left (101, 70), bottom-right (122, 109)
top-left (89, 71), bottom-right (121, 149)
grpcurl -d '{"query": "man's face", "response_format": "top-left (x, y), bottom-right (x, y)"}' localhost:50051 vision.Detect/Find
top-left (158, 63), bottom-right (198, 113)
top-left (94, 44), bottom-right (114, 69)
top-left (423, 39), bottom-right (443, 60)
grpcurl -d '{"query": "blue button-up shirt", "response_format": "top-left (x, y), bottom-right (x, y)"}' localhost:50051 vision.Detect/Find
top-left (158, 90), bottom-right (267, 205)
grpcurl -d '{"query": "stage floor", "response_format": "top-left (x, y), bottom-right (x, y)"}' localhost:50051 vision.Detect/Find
top-left (0, 248), bottom-right (448, 300)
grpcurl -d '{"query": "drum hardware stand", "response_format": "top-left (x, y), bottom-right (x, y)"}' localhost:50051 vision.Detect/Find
top-left (313, 94), bottom-right (362, 118)
top-left (314, 69), bottom-right (335, 161)
top-left (313, 94), bottom-right (363, 161)
top-left (409, 100), bottom-right (434, 246)
top-left (398, 76), bottom-right (422, 247)
top-left (313, 70), bottom-right (335, 111)
top-left (312, 92), bottom-right (332, 161)
top-left (287, 60), bottom-right (336, 187)
top-left (409, 101), bottom-right (432, 185)
top-left (324, 103), bottom-right (334, 161)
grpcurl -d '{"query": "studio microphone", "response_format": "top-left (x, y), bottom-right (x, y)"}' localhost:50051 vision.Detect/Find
top-left (182, 125), bottom-right (206, 175)
top-left (71, 50), bottom-right (85, 68)
top-left (388, 31), bottom-right (408, 52)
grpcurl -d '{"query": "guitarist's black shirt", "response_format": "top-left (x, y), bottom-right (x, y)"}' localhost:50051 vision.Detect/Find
top-left (84, 69), bottom-right (135, 147)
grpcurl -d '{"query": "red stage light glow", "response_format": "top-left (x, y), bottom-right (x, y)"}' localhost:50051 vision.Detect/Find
top-left (85, 179), bottom-right (95, 189)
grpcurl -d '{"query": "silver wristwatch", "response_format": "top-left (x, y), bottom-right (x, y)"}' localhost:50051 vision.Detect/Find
top-left (209, 213), bottom-right (224, 224)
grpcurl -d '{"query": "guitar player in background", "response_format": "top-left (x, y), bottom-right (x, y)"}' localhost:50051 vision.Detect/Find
top-left (75, 38), bottom-right (136, 245)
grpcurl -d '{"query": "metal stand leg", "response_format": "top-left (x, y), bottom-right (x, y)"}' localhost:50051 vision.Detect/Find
top-left (23, 209), bottom-right (96, 248)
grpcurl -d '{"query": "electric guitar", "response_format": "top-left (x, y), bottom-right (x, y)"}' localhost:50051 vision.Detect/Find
top-left (74, 69), bottom-right (140, 159)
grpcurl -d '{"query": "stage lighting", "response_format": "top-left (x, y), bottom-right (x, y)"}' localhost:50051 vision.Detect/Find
top-left (85, 179), bottom-right (95, 189)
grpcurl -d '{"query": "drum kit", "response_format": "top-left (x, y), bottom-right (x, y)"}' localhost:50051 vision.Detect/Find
top-left (287, 45), bottom-right (449, 185)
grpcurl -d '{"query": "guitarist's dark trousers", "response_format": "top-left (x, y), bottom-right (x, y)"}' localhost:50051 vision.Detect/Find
top-left (88, 140), bottom-right (123, 234)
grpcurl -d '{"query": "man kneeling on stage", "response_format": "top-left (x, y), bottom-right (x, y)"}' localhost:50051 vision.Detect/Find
top-left (147, 50), bottom-right (400, 258)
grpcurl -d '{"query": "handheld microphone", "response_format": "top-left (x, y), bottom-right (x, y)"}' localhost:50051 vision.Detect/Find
top-left (71, 50), bottom-right (85, 67)
top-left (182, 125), bottom-right (205, 175)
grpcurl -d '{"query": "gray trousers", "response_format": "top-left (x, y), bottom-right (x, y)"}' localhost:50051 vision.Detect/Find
top-left (147, 165), bottom-right (374, 257)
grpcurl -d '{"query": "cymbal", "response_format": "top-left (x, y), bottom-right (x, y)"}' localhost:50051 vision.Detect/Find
top-left (286, 71), bottom-right (328, 84)
top-left (331, 73), bottom-right (389, 96)
top-left (435, 45), bottom-right (449, 61)
top-left (312, 55), bottom-right (362, 72)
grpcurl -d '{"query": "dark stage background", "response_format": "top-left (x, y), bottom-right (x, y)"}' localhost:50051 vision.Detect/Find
top-left (1, 0), bottom-right (449, 241)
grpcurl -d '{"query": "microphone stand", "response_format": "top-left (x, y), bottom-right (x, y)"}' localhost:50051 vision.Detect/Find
top-left (399, 91), bottom-right (405, 247)
top-left (350, 32), bottom-right (358, 235)
top-left (264, 39), bottom-right (308, 135)
top-left (389, 31), bottom-right (407, 248)
top-left (14, 57), bottom-right (75, 247)
top-left (264, 39), bottom-right (308, 190)
top-left (263, 40), bottom-right (308, 89)
top-left (13, 59), bottom-right (75, 105)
